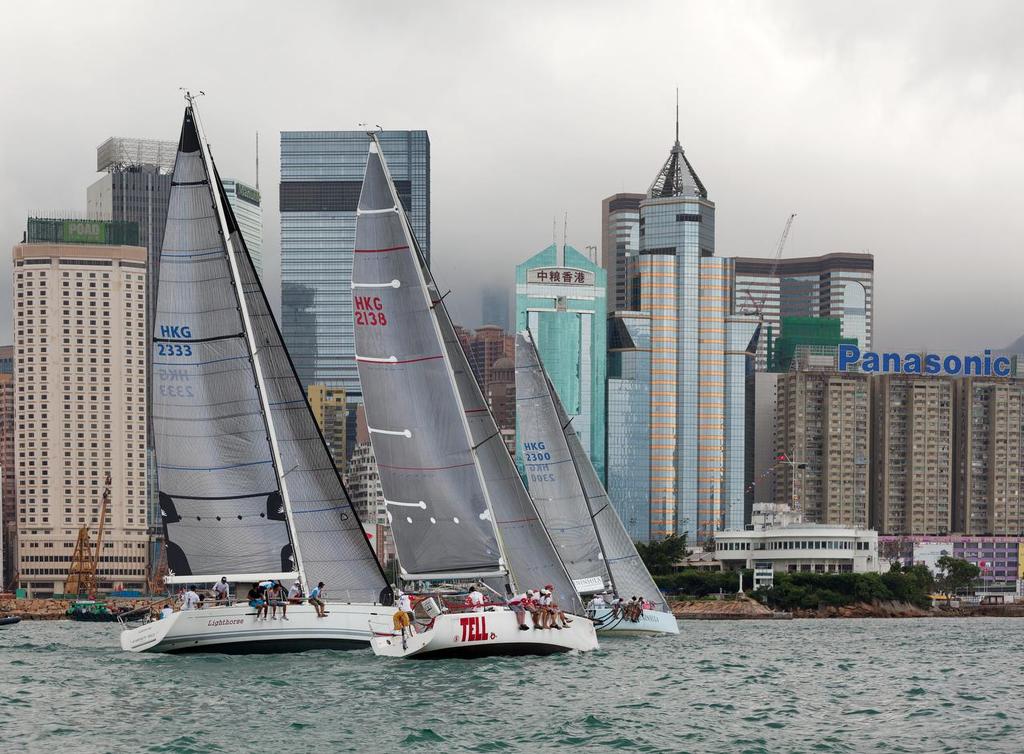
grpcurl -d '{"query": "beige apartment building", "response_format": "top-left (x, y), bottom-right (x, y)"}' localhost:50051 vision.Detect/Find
top-left (774, 370), bottom-right (871, 528)
top-left (307, 384), bottom-right (348, 475)
top-left (871, 374), bottom-right (954, 535)
top-left (13, 233), bottom-right (149, 596)
top-left (955, 377), bottom-right (1024, 535)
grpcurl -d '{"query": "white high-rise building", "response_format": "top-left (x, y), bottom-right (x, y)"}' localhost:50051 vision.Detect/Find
top-left (13, 225), bottom-right (149, 597)
top-left (221, 179), bottom-right (264, 278)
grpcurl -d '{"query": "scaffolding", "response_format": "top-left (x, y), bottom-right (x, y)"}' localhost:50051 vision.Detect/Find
top-left (97, 137), bottom-right (176, 174)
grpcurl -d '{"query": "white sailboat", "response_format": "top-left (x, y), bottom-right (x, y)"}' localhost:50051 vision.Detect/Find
top-left (352, 136), bottom-right (598, 658)
top-left (516, 330), bottom-right (679, 637)
top-left (120, 98), bottom-right (394, 654)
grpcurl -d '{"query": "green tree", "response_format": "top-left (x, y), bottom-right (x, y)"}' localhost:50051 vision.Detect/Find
top-left (636, 533), bottom-right (688, 576)
top-left (935, 556), bottom-right (981, 596)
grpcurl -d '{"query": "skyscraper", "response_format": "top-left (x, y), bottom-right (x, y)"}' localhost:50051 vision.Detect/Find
top-left (732, 253), bottom-right (874, 371)
top-left (0, 347), bottom-right (14, 589)
top-left (221, 179), bottom-right (264, 278)
top-left (13, 223), bottom-right (149, 597)
top-left (606, 311), bottom-right (651, 541)
top-left (637, 123), bottom-right (759, 541)
top-left (954, 377), bottom-right (1024, 535)
top-left (280, 130), bottom-right (430, 397)
top-left (601, 193), bottom-right (644, 313)
top-left (872, 374), bottom-right (954, 535)
top-left (307, 384), bottom-right (348, 475)
top-left (515, 243), bottom-right (607, 480)
top-left (774, 369), bottom-right (871, 528)
top-left (481, 284), bottom-right (511, 330)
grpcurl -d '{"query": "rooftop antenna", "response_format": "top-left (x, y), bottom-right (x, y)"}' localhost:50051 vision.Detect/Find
top-left (255, 131), bottom-right (260, 191)
top-left (561, 212), bottom-right (568, 267)
top-left (552, 216), bottom-right (557, 249)
top-left (675, 87), bottom-right (680, 146)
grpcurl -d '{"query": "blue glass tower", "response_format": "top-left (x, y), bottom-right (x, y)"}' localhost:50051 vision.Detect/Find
top-left (280, 130), bottom-right (430, 397)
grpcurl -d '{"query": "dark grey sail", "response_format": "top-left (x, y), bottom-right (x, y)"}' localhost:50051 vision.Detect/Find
top-left (515, 332), bottom-right (610, 593)
top-left (352, 143), bottom-right (502, 579)
top-left (353, 139), bottom-right (583, 614)
top-left (155, 104), bottom-right (388, 601)
top-left (518, 331), bottom-right (669, 613)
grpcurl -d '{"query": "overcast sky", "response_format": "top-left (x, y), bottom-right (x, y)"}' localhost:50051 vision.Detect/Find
top-left (1, 0), bottom-right (1022, 351)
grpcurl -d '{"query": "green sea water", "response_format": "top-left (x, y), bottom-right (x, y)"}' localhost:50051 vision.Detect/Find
top-left (1, 617), bottom-right (1021, 753)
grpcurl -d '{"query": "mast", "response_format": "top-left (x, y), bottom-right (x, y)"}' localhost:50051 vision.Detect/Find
top-left (187, 94), bottom-right (307, 587)
top-left (366, 133), bottom-right (515, 590)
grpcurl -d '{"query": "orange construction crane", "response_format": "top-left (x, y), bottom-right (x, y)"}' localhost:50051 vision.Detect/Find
top-left (65, 472), bottom-right (112, 599)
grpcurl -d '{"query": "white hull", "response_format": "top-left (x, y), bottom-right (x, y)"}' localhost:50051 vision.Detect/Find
top-left (119, 602), bottom-right (391, 654)
top-left (371, 608), bottom-right (599, 659)
top-left (589, 606), bottom-right (680, 636)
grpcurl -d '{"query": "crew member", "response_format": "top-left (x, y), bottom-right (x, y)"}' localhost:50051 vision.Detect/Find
top-left (212, 577), bottom-right (229, 604)
top-left (308, 582), bottom-right (327, 618)
top-left (465, 585), bottom-right (486, 613)
top-left (267, 581), bottom-right (289, 621)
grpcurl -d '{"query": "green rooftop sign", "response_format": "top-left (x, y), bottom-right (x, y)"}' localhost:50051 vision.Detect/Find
top-left (27, 218), bottom-right (140, 247)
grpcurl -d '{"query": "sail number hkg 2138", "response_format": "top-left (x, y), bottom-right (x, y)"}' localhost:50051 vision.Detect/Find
top-left (354, 295), bottom-right (389, 327)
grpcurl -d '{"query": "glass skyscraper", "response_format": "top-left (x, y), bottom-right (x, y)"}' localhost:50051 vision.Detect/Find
top-left (606, 311), bottom-right (651, 541)
top-left (280, 130), bottom-right (430, 398)
top-left (601, 193), bottom-right (644, 313)
top-left (638, 128), bottom-right (758, 542)
top-left (221, 179), bottom-right (263, 278)
top-left (515, 244), bottom-right (607, 480)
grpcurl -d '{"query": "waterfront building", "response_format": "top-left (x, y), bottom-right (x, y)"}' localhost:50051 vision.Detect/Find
top-left (879, 535), bottom-right (1024, 592)
top-left (481, 285), bottom-right (512, 331)
top-left (606, 311), bottom-right (651, 541)
top-left (774, 368), bottom-right (871, 528)
top-left (307, 384), bottom-right (348, 475)
top-left (637, 123), bottom-right (759, 540)
top-left (280, 130), bottom-right (430, 396)
top-left (872, 374), bottom-right (955, 536)
top-left (716, 503), bottom-right (880, 574)
top-left (515, 243), bottom-right (607, 480)
top-left (601, 193), bottom-right (644, 313)
top-left (13, 228), bottom-right (149, 597)
top-left (1, 349), bottom-right (14, 589)
top-left (733, 253), bottom-right (874, 371)
top-left (954, 377), bottom-right (1024, 535)
top-left (221, 179), bottom-right (263, 278)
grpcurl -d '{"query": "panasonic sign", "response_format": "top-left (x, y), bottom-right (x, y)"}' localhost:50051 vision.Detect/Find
top-left (838, 345), bottom-right (1013, 377)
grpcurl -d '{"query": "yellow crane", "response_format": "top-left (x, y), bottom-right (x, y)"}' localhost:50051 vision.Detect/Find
top-left (65, 472), bottom-right (112, 599)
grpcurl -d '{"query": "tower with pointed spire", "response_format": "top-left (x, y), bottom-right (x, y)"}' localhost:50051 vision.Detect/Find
top-left (637, 101), bottom-right (758, 542)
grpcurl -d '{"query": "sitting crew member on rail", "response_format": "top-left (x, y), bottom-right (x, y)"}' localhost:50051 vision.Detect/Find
top-left (308, 582), bottom-right (327, 617)
top-left (267, 580), bottom-right (289, 621)
top-left (212, 577), bottom-right (229, 604)
top-left (465, 585), bottom-right (486, 613)
top-left (182, 586), bottom-right (201, 611)
top-left (507, 590), bottom-right (531, 631)
top-left (287, 580), bottom-right (304, 604)
top-left (247, 582), bottom-right (268, 621)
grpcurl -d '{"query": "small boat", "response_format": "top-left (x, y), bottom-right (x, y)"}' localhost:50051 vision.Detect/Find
top-left (516, 331), bottom-right (679, 637)
top-left (67, 601), bottom-right (124, 622)
top-left (353, 136), bottom-right (598, 659)
top-left (119, 97), bottom-right (393, 654)
top-left (0, 615), bottom-right (21, 626)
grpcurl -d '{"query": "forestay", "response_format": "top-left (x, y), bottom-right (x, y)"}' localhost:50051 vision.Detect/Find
top-left (352, 144), bottom-right (503, 579)
top-left (514, 332), bottom-right (609, 592)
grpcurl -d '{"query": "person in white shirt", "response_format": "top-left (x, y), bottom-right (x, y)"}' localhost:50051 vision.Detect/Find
top-left (160, 605), bottom-right (174, 620)
top-left (287, 581), bottom-right (303, 603)
top-left (465, 586), bottom-right (486, 613)
top-left (588, 593), bottom-right (607, 614)
top-left (182, 588), bottom-right (201, 611)
top-left (212, 577), bottom-right (229, 604)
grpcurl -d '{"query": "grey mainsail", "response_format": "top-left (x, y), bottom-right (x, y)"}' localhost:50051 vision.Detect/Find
top-left (154, 104), bottom-right (388, 601)
top-left (517, 330), bottom-right (669, 612)
top-left (514, 332), bottom-right (609, 593)
top-left (353, 138), bottom-right (583, 614)
top-left (352, 143), bottom-right (502, 579)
